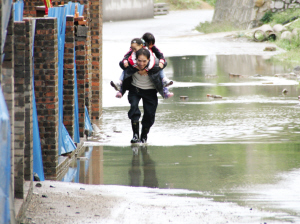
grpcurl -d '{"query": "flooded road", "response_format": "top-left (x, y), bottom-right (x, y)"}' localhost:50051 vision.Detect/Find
top-left (76, 54), bottom-right (300, 223)
top-left (101, 55), bottom-right (300, 146)
top-left (70, 10), bottom-right (300, 223)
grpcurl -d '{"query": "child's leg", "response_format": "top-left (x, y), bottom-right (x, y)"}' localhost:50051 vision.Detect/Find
top-left (160, 70), bottom-right (173, 87)
top-left (110, 71), bottom-right (124, 91)
top-left (159, 70), bottom-right (166, 79)
top-left (163, 87), bottom-right (174, 99)
top-left (119, 71), bottom-right (125, 83)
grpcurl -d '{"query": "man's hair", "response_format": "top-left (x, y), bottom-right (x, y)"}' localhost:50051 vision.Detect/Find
top-left (136, 48), bottom-right (150, 60)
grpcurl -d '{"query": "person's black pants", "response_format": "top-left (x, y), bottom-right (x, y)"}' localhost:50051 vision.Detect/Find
top-left (128, 86), bottom-right (158, 129)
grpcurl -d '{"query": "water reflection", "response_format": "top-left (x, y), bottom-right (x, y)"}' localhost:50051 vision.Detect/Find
top-left (165, 55), bottom-right (293, 83)
top-left (97, 143), bottom-right (300, 222)
top-left (65, 54), bottom-right (300, 222)
top-left (61, 146), bottom-right (104, 185)
top-left (129, 146), bottom-right (158, 188)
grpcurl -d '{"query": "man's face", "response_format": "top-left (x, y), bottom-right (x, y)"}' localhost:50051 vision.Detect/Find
top-left (137, 55), bottom-right (149, 70)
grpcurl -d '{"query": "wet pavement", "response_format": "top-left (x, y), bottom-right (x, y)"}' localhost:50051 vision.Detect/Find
top-left (69, 10), bottom-right (300, 223)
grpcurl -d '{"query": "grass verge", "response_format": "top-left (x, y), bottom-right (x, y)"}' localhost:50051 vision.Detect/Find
top-left (271, 38), bottom-right (300, 65)
top-left (195, 21), bottom-right (239, 33)
top-left (154, 0), bottom-right (215, 10)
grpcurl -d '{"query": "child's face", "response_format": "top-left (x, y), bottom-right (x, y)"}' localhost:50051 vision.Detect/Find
top-left (131, 43), bottom-right (143, 52)
top-left (148, 42), bottom-right (154, 49)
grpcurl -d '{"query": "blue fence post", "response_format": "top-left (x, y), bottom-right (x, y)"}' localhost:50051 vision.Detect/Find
top-left (0, 86), bottom-right (12, 224)
top-left (74, 47), bottom-right (80, 143)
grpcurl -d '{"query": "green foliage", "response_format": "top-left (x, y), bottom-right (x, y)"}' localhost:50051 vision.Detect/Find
top-left (154, 0), bottom-right (215, 10)
top-left (271, 35), bottom-right (300, 64)
top-left (276, 36), bottom-right (300, 51)
top-left (260, 10), bottom-right (273, 24)
top-left (202, 0), bottom-right (216, 6)
top-left (269, 8), bottom-right (300, 25)
top-left (195, 21), bottom-right (238, 34)
top-left (289, 19), bottom-right (300, 30)
top-left (169, 0), bottom-right (202, 10)
top-left (260, 9), bottom-right (300, 64)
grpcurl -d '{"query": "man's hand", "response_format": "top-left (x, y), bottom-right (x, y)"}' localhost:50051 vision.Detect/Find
top-left (159, 62), bottom-right (164, 69)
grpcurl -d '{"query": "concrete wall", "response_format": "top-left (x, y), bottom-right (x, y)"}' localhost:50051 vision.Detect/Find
top-left (213, 0), bottom-right (257, 29)
top-left (213, 0), bottom-right (300, 29)
top-left (103, 0), bottom-right (154, 22)
top-left (270, 0), bottom-right (300, 12)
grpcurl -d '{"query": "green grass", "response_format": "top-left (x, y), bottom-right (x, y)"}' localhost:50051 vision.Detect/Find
top-left (202, 0), bottom-right (216, 6)
top-left (267, 10), bottom-right (300, 64)
top-left (270, 36), bottom-right (300, 64)
top-left (289, 18), bottom-right (300, 30)
top-left (195, 21), bottom-right (239, 33)
top-left (269, 8), bottom-right (300, 26)
top-left (154, 0), bottom-right (215, 10)
top-left (269, 48), bottom-right (300, 66)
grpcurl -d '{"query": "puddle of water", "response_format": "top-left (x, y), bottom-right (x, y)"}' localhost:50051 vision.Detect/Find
top-left (64, 143), bottom-right (300, 223)
top-left (100, 55), bottom-right (300, 146)
top-left (63, 55), bottom-right (300, 222)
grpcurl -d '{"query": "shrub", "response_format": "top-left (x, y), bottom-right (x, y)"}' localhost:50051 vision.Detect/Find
top-left (195, 21), bottom-right (238, 33)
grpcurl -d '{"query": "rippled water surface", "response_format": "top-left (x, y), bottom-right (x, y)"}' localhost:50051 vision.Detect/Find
top-left (67, 55), bottom-right (300, 223)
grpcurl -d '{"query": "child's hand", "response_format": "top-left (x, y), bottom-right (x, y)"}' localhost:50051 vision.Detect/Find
top-left (124, 61), bottom-right (129, 67)
top-left (159, 62), bottom-right (164, 69)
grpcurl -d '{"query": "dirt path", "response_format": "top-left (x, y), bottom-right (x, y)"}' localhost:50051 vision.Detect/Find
top-left (25, 181), bottom-right (276, 224)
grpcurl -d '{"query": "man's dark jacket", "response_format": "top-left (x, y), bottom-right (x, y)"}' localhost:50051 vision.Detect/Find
top-left (119, 58), bottom-right (167, 98)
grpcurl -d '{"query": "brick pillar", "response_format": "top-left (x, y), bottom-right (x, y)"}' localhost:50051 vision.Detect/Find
top-left (23, 0), bottom-right (44, 17)
top-left (2, 8), bottom-right (15, 198)
top-left (24, 19), bottom-right (34, 181)
top-left (34, 18), bottom-right (59, 180)
top-left (75, 34), bottom-right (86, 138)
top-left (90, 0), bottom-right (102, 119)
top-left (64, 16), bottom-right (75, 139)
top-left (77, 0), bottom-right (92, 117)
top-left (85, 28), bottom-right (92, 117)
top-left (83, 1), bottom-right (92, 117)
top-left (14, 21), bottom-right (26, 199)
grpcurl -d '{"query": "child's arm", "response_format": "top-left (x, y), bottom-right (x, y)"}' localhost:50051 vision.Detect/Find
top-left (151, 45), bottom-right (165, 67)
top-left (122, 49), bottom-right (133, 67)
top-left (128, 52), bottom-right (138, 69)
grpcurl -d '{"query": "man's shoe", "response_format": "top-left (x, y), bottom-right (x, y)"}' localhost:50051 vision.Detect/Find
top-left (131, 121), bottom-right (140, 143)
top-left (131, 134), bottom-right (140, 143)
top-left (140, 135), bottom-right (147, 143)
top-left (140, 127), bottom-right (149, 143)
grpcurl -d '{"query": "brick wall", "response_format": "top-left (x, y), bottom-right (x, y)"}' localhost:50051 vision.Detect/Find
top-left (75, 34), bottom-right (86, 137)
top-left (83, 1), bottom-right (92, 118)
top-left (34, 18), bottom-right (59, 180)
top-left (14, 21), bottom-right (26, 199)
top-left (24, 0), bottom-right (103, 120)
top-left (24, 19), bottom-right (34, 181)
top-left (90, 0), bottom-right (102, 119)
top-left (23, 0), bottom-right (43, 17)
top-left (64, 16), bottom-right (75, 139)
top-left (2, 8), bottom-right (15, 197)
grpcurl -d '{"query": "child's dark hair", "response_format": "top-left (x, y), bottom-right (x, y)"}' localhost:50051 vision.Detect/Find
top-left (136, 48), bottom-right (150, 60)
top-left (142, 32), bottom-right (155, 45)
top-left (131, 38), bottom-right (143, 46)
